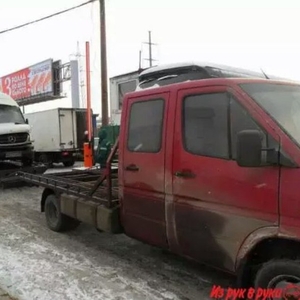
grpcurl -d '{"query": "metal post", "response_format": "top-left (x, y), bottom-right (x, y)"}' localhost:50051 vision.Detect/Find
top-left (100, 0), bottom-right (109, 126)
top-left (84, 41), bottom-right (93, 168)
top-left (85, 42), bottom-right (92, 142)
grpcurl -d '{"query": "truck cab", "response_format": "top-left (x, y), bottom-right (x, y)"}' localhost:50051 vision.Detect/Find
top-left (0, 92), bottom-right (33, 165)
top-left (31, 62), bottom-right (300, 292)
top-left (118, 63), bottom-right (300, 290)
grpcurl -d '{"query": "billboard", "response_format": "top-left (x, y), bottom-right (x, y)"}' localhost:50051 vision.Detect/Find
top-left (0, 59), bottom-right (54, 104)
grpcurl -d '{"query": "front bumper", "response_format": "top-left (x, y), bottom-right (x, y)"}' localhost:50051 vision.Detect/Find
top-left (0, 144), bottom-right (34, 160)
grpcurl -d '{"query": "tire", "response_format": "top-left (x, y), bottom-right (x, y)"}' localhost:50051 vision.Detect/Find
top-left (254, 259), bottom-right (300, 299)
top-left (44, 194), bottom-right (80, 232)
top-left (63, 160), bottom-right (75, 167)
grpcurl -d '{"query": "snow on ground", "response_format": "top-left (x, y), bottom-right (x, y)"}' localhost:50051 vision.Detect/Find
top-left (0, 164), bottom-right (234, 300)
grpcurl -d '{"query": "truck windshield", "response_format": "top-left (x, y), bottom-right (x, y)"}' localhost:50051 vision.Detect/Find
top-left (0, 104), bottom-right (25, 124)
top-left (240, 82), bottom-right (300, 146)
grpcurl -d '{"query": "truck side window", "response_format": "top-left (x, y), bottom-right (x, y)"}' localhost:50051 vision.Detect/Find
top-left (230, 97), bottom-right (267, 160)
top-left (183, 93), bottom-right (229, 159)
top-left (127, 99), bottom-right (164, 153)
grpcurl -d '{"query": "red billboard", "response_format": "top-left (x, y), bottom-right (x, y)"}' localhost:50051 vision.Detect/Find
top-left (0, 59), bottom-right (54, 104)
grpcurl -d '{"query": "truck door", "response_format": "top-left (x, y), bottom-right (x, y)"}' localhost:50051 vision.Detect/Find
top-left (59, 109), bottom-right (75, 149)
top-left (122, 93), bottom-right (169, 248)
top-left (172, 86), bottom-right (280, 272)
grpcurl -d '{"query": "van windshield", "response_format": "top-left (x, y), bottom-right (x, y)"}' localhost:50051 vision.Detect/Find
top-left (0, 104), bottom-right (25, 124)
top-left (240, 82), bottom-right (300, 146)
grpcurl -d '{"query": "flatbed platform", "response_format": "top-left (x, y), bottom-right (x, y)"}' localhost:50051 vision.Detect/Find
top-left (0, 161), bottom-right (48, 189)
top-left (13, 140), bottom-right (121, 233)
top-left (16, 166), bottom-right (119, 206)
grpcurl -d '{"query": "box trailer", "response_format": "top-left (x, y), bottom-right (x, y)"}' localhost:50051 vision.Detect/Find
top-left (25, 108), bottom-right (94, 167)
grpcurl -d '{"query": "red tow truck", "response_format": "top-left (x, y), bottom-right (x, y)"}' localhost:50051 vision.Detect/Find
top-left (17, 62), bottom-right (300, 293)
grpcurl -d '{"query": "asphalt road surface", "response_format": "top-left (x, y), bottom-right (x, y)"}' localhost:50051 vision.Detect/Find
top-left (0, 164), bottom-right (234, 300)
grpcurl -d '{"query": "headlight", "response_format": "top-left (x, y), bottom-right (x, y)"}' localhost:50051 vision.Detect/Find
top-left (26, 134), bottom-right (30, 142)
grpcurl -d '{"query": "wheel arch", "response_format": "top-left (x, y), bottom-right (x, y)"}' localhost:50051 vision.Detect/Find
top-left (235, 226), bottom-right (300, 287)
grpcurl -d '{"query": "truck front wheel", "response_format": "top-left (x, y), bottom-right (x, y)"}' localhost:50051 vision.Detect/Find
top-left (44, 194), bottom-right (80, 232)
top-left (254, 259), bottom-right (300, 298)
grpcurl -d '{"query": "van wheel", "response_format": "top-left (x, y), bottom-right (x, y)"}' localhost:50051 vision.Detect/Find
top-left (44, 194), bottom-right (80, 232)
top-left (254, 259), bottom-right (300, 299)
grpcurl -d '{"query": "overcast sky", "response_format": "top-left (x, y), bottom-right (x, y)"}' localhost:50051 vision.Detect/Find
top-left (1, 0), bottom-right (300, 115)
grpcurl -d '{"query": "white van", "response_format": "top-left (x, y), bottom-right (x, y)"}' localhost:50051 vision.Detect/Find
top-left (0, 92), bottom-right (33, 166)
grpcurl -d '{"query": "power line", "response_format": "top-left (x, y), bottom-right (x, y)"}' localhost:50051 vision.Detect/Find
top-left (0, 0), bottom-right (97, 35)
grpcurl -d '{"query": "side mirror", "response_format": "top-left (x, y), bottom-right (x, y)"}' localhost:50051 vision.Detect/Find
top-left (236, 130), bottom-right (262, 167)
top-left (25, 119), bottom-right (29, 124)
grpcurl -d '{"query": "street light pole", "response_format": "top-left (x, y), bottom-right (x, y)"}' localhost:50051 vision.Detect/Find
top-left (100, 0), bottom-right (109, 126)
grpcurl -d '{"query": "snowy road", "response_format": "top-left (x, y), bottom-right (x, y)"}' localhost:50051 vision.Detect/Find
top-left (0, 166), bottom-right (234, 300)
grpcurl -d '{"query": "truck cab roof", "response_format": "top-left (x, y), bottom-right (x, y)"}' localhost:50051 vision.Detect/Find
top-left (0, 92), bottom-right (18, 107)
top-left (137, 62), bottom-right (288, 90)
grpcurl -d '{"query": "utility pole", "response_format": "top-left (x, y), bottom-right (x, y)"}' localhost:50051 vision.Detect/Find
top-left (99, 0), bottom-right (109, 126)
top-left (139, 50), bottom-right (142, 71)
top-left (143, 31), bottom-right (157, 68)
top-left (148, 31), bottom-right (153, 67)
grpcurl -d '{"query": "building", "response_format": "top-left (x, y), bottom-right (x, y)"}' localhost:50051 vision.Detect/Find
top-left (109, 70), bottom-right (142, 125)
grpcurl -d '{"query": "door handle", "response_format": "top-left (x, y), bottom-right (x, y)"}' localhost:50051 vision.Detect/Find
top-left (125, 164), bottom-right (139, 172)
top-left (174, 171), bottom-right (196, 178)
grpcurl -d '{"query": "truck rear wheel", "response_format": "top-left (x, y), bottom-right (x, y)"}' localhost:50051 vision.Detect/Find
top-left (44, 194), bottom-right (80, 232)
top-left (254, 259), bottom-right (300, 299)
top-left (63, 159), bottom-right (75, 167)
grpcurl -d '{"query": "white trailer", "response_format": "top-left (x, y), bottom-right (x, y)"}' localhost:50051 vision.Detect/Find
top-left (25, 108), bottom-right (90, 167)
